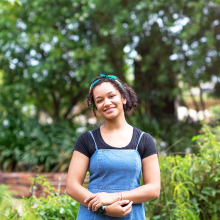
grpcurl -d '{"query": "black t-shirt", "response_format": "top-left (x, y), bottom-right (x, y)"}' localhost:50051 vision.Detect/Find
top-left (73, 127), bottom-right (158, 160)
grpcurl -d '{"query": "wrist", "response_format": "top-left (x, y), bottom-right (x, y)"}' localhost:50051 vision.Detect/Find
top-left (117, 192), bottom-right (123, 201)
top-left (105, 205), bottom-right (110, 215)
top-left (113, 192), bottom-right (120, 202)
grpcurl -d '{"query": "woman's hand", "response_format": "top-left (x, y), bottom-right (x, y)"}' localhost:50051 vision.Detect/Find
top-left (105, 200), bottom-right (133, 218)
top-left (84, 192), bottom-right (118, 211)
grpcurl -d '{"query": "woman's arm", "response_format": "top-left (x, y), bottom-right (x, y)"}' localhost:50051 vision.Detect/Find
top-left (66, 151), bottom-right (119, 206)
top-left (121, 154), bottom-right (161, 203)
top-left (66, 151), bottom-right (133, 217)
top-left (86, 154), bottom-right (160, 211)
top-left (66, 151), bottom-right (93, 207)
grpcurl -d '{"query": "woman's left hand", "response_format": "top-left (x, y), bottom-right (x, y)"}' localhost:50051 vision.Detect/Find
top-left (84, 192), bottom-right (118, 212)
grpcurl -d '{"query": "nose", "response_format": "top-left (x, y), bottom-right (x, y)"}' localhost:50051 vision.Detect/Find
top-left (104, 98), bottom-right (111, 106)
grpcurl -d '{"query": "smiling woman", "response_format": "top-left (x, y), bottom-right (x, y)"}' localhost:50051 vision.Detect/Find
top-left (92, 83), bottom-right (126, 121)
top-left (66, 73), bottom-right (161, 220)
top-left (87, 73), bottom-right (138, 117)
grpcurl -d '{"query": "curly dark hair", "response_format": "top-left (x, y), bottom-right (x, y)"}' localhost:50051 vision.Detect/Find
top-left (87, 74), bottom-right (138, 117)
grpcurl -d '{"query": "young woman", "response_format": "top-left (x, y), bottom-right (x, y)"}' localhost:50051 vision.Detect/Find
top-left (66, 74), bottom-right (160, 219)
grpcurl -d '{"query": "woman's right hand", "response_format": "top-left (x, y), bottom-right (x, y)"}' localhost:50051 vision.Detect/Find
top-left (105, 200), bottom-right (133, 218)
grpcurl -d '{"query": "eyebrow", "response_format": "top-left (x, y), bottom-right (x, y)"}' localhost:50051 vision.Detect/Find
top-left (95, 91), bottom-right (114, 99)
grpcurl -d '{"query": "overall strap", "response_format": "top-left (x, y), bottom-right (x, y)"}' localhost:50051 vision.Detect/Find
top-left (136, 132), bottom-right (144, 151)
top-left (89, 131), bottom-right (98, 151)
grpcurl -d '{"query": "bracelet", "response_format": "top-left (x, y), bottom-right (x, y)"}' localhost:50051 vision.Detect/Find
top-left (118, 192), bottom-right (121, 201)
top-left (118, 192), bottom-right (122, 201)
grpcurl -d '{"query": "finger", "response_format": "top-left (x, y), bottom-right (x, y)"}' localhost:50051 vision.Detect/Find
top-left (123, 207), bottom-right (132, 216)
top-left (118, 200), bottom-right (130, 205)
top-left (123, 201), bottom-right (133, 216)
top-left (92, 201), bottom-right (99, 212)
top-left (94, 203), bottom-right (102, 212)
top-left (126, 201), bottom-right (133, 208)
top-left (88, 198), bottom-right (98, 210)
top-left (123, 201), bottom-right (133, 212)
top-left (123, 201), bottom-right (133, 211)
top-left (84, 194), bottom-right (96, 203)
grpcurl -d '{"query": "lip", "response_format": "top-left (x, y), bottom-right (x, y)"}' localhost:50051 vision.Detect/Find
top-left (104, 107), bottom-right (115, 113)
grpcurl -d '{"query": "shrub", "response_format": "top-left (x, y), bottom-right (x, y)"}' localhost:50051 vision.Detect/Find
top-left (145, 125), bottom-right (220, 220)
top-left (0, 184), bottom-right (19, 219)
top-left (128, 113), bottom-right (201, 154)
top-left (0, 115), bottom-right (81, 172)
top-left (2, 124), bottom-right (219, 219)
top-left (20, 175), bottom-right (79, 220)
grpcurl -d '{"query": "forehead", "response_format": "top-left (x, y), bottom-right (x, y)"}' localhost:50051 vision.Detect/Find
top-left (93, 82), bottom-right (119, 97)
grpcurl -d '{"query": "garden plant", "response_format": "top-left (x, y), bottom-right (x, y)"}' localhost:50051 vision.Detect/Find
top-left (1, 124), bottom-right (219, 220)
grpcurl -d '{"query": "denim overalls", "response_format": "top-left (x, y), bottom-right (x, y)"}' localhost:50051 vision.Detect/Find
top-left (77, 131), bottom-right (145, 220)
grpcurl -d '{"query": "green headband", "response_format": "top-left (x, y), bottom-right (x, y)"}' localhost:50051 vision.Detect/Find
top-left (90, 73), bottom-right (124, 91)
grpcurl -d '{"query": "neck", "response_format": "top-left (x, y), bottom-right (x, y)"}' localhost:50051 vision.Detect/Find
top-left (102, 113), bottom-right (129, 131)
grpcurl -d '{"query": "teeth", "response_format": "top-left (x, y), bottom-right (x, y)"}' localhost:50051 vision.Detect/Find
top-left (105, 107), bottom-right (114, 111)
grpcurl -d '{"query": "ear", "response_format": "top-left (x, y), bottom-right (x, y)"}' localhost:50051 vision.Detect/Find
top-left (122, 97), bottom-right (126, 105)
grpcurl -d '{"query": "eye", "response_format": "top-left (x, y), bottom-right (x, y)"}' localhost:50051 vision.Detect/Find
top-left (97, 99), bottom-right (102, 103)
top-left (110, 95), bottom-right (115, 98)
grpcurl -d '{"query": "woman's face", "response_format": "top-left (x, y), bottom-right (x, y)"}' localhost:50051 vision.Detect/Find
top-left (93, 82), bottom-right (126, 120)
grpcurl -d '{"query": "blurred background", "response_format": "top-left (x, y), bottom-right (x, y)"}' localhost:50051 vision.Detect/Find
top-left (0, 0), bottom-right (220, 173)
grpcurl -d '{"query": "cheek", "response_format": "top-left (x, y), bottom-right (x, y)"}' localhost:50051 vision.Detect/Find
top-left (96, 103), bottom-right (102, 110)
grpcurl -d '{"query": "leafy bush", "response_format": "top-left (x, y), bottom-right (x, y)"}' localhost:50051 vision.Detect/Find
top-left (1, 124), bottom-right (219, 219)
top-left (0, 175), bottom-right (79, 220)
top-left (0, 110), bottom-right (202, 172)
top-left (20, 175), bottom-right (79, 220)
top-left (0, 184), bottom-right (19, 219)
top-left (17, 125), bottom-right (220, 220)
top-left (210, 105), bottom-right (220, 123)
top-left (128, 113), bottom-right (201, 154)
top-left (0, 115), bottom-right (81, 172)
top-left (146, 125), bottom-right (220, 220)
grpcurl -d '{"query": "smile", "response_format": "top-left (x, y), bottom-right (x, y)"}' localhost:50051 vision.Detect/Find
top-left (104, 107), bottom-right (115, 112)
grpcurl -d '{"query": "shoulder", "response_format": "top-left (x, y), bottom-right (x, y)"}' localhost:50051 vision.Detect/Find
top-left (143, 133), bottom-right (156, 146)
top-left (76, 126), bottom-right (101, 144)
top-left (74, 131), bottom-right (90, 152)
top-left (133, 127), bottom-right (158, 159)
top-left (74, 128), bottom-right (99, 158)
top-left (76, 131), bottom-right (89, 142)
top-left (133, 127), bottom-right (155, 142)
top-left (89, 127), bottom-right (100, 136)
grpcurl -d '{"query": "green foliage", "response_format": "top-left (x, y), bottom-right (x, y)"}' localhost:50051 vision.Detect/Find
top-left (8, 0), bottom-right (22, 6)
top-left (1, 0), bottom-right (220, 157)
top-left (0, 185), bottom-right (19, 219)
top-left (211, 82), bottom-right (220, 99)
top-left (0, 114), bottom-right (81, 172)
top-left (22, 195), bottom-right (79, 220)
top-left (0, 0), bottom-right (109, 122)
top-left (0, 176), bottom-right (79, 220)
top-left (210, 105), bottom-right (220, 122)
top-left (20, 175), bottom-right (79, 220)
top-left (146, 125), bottom-right (220, 220)
top-left (1, 125), bottom-right (220, 219)
top-left (128, 113), bottom-right (201, 154)
top-left (1, 0), bottom-right (220, 123)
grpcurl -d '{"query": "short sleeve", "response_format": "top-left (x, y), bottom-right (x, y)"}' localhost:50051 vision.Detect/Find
top-left (138, 133), bottom-right (158, 159)
top-left (73, 132), bottom-right (90, 158)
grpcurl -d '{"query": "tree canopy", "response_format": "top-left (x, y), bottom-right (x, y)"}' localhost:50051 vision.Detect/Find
top-left (0, 0), bottom-right (219, 121)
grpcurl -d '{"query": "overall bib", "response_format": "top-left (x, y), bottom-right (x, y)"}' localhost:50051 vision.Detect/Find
top-left (77, 131), bottom-right (145, 220)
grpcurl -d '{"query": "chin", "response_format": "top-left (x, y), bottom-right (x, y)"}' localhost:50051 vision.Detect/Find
top-left (104, 111), bottom-right (123, 120)
top-left (104, 114), bottom-right (117, 120)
